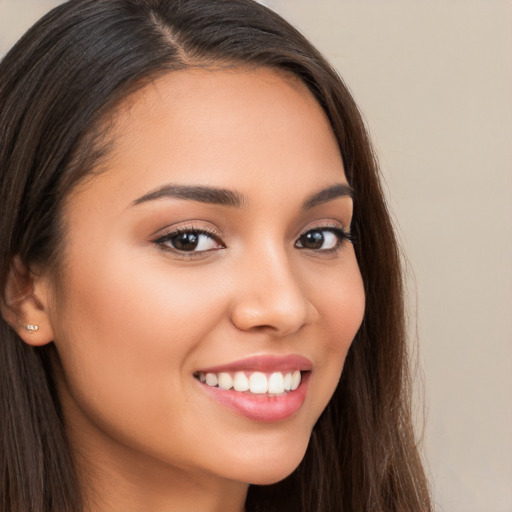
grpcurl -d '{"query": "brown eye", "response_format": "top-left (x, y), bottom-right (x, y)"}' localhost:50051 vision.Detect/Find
top-left (155, 229), bottom-right (223, 253)
top-left (171, 232), bottom-right (200, 251)
top-left (298, 230), bottom-right (325, 249)
top-left (295, 228), bottom-right (348, 251)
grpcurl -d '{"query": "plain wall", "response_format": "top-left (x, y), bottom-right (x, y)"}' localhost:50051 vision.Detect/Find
top-left (1, 1), bottom-right (511, 511)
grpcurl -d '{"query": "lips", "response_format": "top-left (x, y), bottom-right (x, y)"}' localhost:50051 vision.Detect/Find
top-left (196, 354), bottom-right (313, 374)
top-left (194, 355), bottom-right (312, 422)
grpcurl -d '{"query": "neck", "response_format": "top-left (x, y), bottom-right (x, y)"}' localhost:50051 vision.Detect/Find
top-left (75, 436), bottom-right (248, 512)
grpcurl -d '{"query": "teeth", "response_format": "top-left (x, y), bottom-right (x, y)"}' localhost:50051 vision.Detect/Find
top-left (268, 372), bottom-right (285, 394)
top-left (218, 372), bottom-right (233, 390)
top-left (283, 372), bottom-right (292, 391)
top-left (205, 373), bottom-right (218, 387)
top-left (291, 370), bottom-right (301, 390)
top-left (233, 371), bottom-right (250, 392)
top-left (249, 372), bottom-right (268, 394)
top-left (199, 370), bottom-right (303, 394)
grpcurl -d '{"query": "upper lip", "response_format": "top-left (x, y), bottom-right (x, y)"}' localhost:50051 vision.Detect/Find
top-left (196, 354), bottom-right (313, 374)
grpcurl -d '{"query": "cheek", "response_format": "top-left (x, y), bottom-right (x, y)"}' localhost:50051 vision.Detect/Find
top-left (304, 253), bottom-right (365, 403)
top-left (49, 245), bottom-right (224, 407)
top-left (48, 246), bottom-right (238, 466)
top-left (57, 241), bottom-right (226, 338)
top-left (308, 249), bottom-right (365, 347)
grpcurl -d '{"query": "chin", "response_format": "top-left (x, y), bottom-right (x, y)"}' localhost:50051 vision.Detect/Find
top-left (227, 439), bottom-right (309, 486)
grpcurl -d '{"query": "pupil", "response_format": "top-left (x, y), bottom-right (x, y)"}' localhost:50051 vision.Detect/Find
top-left (303, 231), bottom-right (324, 249)
top-left (173, 232), bottom-right (199, 251)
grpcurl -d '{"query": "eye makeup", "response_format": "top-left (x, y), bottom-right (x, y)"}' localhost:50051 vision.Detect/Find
top-left (151, 219), bottom-right (352, 258)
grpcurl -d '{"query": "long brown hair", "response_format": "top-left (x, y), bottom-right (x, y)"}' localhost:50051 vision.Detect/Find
top-left (0, 1), bottom-right (432, 510)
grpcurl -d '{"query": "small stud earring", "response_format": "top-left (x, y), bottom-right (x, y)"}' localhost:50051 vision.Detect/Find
top-left (24, 324), bottom-right (39, 333)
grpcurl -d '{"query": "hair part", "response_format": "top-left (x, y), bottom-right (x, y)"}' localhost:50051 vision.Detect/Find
top-left (0, 1), bottom-right (432, 511)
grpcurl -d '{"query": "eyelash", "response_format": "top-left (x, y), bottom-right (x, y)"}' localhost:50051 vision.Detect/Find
top-left (153, 226), bottom-right (224, 256)
top-left (295, 224), bottom-right (353, 254)
top-left (153, 224), bottom-right (352, 257)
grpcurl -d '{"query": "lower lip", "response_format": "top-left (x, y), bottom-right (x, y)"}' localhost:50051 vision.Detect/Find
top-left (198, 373), bottom-right (310, 422)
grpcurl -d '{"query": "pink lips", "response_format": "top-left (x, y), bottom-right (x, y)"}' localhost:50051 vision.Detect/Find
top-left (197, 354), bottom-right (313, 374)
top-left (196, 355), bottom-right (312, 422)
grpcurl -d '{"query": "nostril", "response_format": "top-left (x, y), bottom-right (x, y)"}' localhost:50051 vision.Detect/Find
top-left (230, 293), bottom-right (313, 336)
top-left (229, 254), bottom-right (317, 335)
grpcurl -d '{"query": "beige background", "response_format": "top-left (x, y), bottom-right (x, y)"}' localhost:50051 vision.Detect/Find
top-left (1, 1), bottom-right (511, 511)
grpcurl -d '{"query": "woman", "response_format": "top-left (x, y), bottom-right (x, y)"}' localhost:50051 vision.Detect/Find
top-left (0, 0), bottom-right (432, 511)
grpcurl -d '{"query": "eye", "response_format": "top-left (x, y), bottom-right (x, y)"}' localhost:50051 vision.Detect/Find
top-left (154, 228), bottom-right (223, 253)
top-left (295, 227), bottom-right (351, 252)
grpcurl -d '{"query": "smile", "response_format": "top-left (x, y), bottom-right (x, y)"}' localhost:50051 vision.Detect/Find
top-left (196, 370), bottom-right (302, 395)
top-left (194, 355), bottom-right (312, 422)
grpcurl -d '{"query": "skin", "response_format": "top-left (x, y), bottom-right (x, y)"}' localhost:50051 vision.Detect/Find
top-left (15, 68), bottom-right (365, 511)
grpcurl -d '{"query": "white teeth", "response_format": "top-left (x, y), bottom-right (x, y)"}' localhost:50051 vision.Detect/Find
top-left (268, 372), bottom-right (285, 394)
top-left (218, 372), bottom-right (233, 390)
top-left (233, 371), bottom-right (250, 392)
top-left (205, 373), bottom-right (218, 387)
top-left (249, 372), bottom-right (268, 394)
top-left (199, 370), bottom-right (303, 394)
top-left (283, 373), bottom-right (292, 391)
top-left (291, 370), bottom-right (301, 390)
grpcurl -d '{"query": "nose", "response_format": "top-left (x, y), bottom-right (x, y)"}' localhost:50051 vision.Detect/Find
top-left (229, 246), bottom-right (318, 337)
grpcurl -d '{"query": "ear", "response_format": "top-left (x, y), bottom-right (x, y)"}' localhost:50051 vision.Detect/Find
top-left (1, 256), bottom-right (55, 346)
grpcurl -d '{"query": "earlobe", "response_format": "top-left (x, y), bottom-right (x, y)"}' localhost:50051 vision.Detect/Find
top-left (0, 256), bottom-right (55, 347)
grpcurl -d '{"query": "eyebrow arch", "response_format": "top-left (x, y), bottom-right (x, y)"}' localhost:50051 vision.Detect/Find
top-left (301, 183), bottom-right (354, 210)
top-left (131, 182), bottom-right (353, 210)
top-left (131, 184), bottom-right (246, 208)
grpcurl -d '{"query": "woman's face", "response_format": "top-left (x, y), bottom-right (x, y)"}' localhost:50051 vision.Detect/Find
top-left (44, 68), bottom-right (365, 488)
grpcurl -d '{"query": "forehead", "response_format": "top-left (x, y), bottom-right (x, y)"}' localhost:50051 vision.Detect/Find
top-left (69, 66), bottom-right (346, 208)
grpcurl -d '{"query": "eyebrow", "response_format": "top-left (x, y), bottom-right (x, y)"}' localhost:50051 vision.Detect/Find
top-left (301, 183), bottom-right (354, 210)
top-left (131, 182), bottom-right (353, 209)
top-left (131, 184), bottom-right (246, 208)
